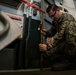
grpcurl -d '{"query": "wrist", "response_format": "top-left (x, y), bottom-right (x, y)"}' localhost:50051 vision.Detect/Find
top-left (46, 44), bottom-right (52, 51)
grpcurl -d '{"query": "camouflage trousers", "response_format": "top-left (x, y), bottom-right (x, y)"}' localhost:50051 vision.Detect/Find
top-left (43, 42), bottom-right (76, 63)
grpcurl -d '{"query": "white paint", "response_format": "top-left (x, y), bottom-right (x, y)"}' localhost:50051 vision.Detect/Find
top-left (54, 0), bottom-right (76, 19)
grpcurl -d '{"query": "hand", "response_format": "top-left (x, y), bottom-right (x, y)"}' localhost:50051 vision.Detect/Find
top-left (47, 37), bottom-right (53, 45)
top-left (41, 29), bottom-right (47, 36)
top-left (47, 43), bottom-right (53, 48)
top-left (39, 44), bottom-right (47, 52)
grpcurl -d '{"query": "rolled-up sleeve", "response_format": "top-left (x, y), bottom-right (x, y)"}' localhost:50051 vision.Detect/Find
top-left (52, 21), bottom-right (68, 47)
top-left (46, 25), bottom-right (56, 37)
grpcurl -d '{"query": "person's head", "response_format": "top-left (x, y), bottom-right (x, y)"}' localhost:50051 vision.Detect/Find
top-left (46, 4), bottom-right (62, 20)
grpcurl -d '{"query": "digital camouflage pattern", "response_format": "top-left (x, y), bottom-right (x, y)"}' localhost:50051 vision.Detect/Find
top-left (46, 13), bottom-right (76, 56)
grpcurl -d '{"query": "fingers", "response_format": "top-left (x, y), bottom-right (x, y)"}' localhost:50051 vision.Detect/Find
top-left (42, 29), bottom-right (46, 32)
top-left (39, 44), bottom-right (47, 51)
top-left (41, 29), bottom-right (47, 36)
top-left (48, 43), bottom-right (52, 48)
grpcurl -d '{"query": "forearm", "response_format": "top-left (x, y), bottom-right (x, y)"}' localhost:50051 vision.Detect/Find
top-left (45, 26), bottom-right (56, 38)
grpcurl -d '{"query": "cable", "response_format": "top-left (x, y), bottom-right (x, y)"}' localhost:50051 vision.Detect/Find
top-left (0, 10), bottom-right (10, 38)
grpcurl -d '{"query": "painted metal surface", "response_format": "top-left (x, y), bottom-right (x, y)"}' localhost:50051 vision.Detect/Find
top-left (0, 11), bottom-right (22, 50)
top-left (54, 0), bottom-right (76, 19)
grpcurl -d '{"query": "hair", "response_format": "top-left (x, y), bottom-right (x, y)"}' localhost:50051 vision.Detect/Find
top-left (46, 4), bottom-right (60, 13)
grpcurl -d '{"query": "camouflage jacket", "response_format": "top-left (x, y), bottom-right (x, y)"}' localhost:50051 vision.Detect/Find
top-left (46, 13), bottom-right (76, 55)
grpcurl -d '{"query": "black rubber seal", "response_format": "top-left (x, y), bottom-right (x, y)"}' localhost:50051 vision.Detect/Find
top-left (0, 10), bottom-right (10, 38)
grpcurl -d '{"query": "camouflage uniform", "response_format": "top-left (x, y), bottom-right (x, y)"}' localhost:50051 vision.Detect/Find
top-left (46, 13), bottom-right (76, 56)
